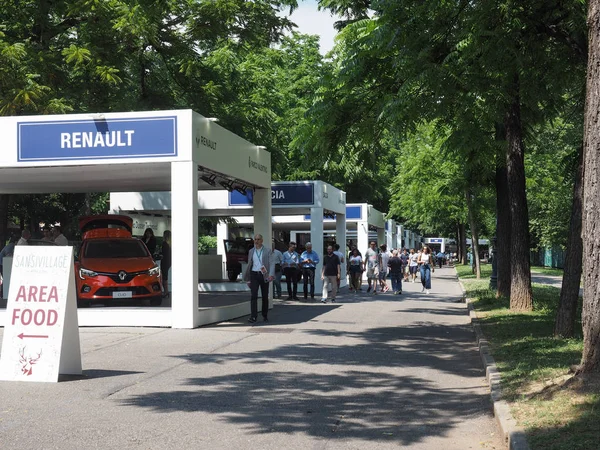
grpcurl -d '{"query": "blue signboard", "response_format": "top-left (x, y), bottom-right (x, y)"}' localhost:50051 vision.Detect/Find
top-left (229, 183), bottom-right (314, 206)
top-left (18, 116), bottom-right (177, 161)
top-left (304, 205), bottom-right (362, 221)
top-left (429, 238), bottom-right (443, 243)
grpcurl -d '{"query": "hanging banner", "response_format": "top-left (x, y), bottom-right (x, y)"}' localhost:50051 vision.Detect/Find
top-left (0, 246), bottom-right (82, 382)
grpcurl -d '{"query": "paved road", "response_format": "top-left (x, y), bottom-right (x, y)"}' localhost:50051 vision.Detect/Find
top-left (0, 267), bottom-right (504, 449)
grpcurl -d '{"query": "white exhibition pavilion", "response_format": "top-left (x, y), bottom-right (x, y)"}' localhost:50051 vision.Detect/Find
top-left (0, 109), bottom-right (272, 329)
top-left (110, 180), bottom-right (348, 294)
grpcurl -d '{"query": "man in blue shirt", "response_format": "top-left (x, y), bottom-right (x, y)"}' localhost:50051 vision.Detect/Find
top-left (300, 242), bottom-right (320, 300)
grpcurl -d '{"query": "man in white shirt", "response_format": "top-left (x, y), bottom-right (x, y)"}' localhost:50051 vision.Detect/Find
top-left (16, 229), bottom-right (31, 246)
top-left (52, 226), bottom-right (68, 246)
top-left (243, 234), bottom-right (275, 323)
top-left (364, 241), bottom-right (379, 293)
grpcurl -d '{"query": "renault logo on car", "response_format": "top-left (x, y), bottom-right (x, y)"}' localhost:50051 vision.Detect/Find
top-left (118, 270), bottom-right (127, 281)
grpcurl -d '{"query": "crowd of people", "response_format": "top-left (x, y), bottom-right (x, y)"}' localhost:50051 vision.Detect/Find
top-left (242, 235), bottom-right (451, 323)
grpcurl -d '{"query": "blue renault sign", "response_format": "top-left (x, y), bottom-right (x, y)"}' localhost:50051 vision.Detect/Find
top-left (229, 183), bottom-right (314, 206)
top-left (17, 116), bottom-right (177, 161)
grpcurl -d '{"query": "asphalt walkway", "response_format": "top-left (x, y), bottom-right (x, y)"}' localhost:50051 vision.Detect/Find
top-left (0, 267), bottom-right (504, 449)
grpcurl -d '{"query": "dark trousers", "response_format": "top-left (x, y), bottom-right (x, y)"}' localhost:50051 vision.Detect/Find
top-left (250, 271), bottom-right (269, 319)
top-left (284, 267), bottom-right (298, 297)
top-left (302, 267), bottom-right (316, 298)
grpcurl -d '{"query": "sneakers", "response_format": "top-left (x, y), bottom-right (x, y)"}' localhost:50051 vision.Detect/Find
top-left (383, 286), bottom-right (389, 293)
top-left (398, 291), bottom-right (402, 294)
top-left (248, 317), bottom-right (257, 323)
top-left (421, 286), bottom-right (425, 292)
top-left (321, 298), bottom-right (327, 303)
top-left (393, 291), bottom-right (398, 295)
top-left (426, 290), bottom-right (430, 294)
top-left (331, 299), bottom-right (336, 303)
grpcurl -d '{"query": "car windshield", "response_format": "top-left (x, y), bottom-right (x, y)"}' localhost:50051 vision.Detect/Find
top-left (84, 239), bottom-right (148, 258)
top-left (225, 241), bottom-right (252, 254)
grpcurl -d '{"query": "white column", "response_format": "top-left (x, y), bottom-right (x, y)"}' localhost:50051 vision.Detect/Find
top-left (310, 207), bottom-right (324, 295)
top-left (171, 161), bottom-right (199, 329)
top-left (357, 221), bottom-right (369, 255)
top-left (253, 188), bottom-right (272, 311)
top-left (336, 213), bottom-right (347, 287)
top-left (386, 220), bottom-right (393, 249)
top-left (441, 239), bottom-right (446, 253)
top-left (216, 221), bottom-right (229, 280)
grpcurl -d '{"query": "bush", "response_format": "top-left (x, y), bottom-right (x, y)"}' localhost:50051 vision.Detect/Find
top-left (198, 235), bottom-right (217, 254)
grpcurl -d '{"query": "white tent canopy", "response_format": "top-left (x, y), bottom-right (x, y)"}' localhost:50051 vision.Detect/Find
top-left (0, 109), bottom-right (272, 328)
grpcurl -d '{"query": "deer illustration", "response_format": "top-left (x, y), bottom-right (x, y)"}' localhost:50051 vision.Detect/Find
top-left (19, 347), bottom-right (42, 376)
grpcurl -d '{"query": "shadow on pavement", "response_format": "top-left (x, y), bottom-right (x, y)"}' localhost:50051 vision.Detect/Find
top-left (120, 317), bottom-right (488, 446)
top-left (60, 369), bottom-right (144, 382)
top-left (119, 367), bottom-right (490, 446)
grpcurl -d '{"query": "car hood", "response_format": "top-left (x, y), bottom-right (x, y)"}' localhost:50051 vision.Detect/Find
top-left (79, 257), bottom-right (155, 273)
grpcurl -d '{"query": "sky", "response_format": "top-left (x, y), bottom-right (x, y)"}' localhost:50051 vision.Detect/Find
top-left (284, 0), bottom-right (340, 54)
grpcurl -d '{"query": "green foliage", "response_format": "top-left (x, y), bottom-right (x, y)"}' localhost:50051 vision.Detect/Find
top-left (198, 235), bottom-right (217, 255)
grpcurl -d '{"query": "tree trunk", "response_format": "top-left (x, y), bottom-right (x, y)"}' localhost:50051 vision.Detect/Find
top-left (496, 148), bottom-right (512, 298)
top-left (457, 224), bottom-right (463, 263)
top-left (465, 188), bottom-right (481, 278)
top-left (579, 0), bottom-right (600, 374)
top-left (554, 146), bottom-right (584, 338)
top-left (459, 223), bottom-right (467, 265)
top-left (505, 88), bottom-right (533, 311)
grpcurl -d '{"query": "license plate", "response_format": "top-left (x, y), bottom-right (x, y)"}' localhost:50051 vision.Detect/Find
top-left (113, 291), bottom-right (132, 298)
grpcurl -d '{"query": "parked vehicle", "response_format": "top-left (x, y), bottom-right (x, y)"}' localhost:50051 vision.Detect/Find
top-left (223, 238), bottom-right (254, 282)
top-left (75, 215), bottom-right (163, 307)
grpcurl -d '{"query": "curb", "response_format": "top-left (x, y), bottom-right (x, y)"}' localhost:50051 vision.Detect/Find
top-left (458, 280), bottom-right (531, 450)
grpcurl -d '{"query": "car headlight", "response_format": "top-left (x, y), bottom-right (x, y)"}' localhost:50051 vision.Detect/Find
top-left (148, 264), bottom-right (161, 277)
top-left (79, 267), bottom-right (98, 279)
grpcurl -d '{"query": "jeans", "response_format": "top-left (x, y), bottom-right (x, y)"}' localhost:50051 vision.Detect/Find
top-left (390, 272), bottom-right (402, 292)
top-left (250, 271), bottom-right (269, 319)
top-left (350, 268), bottom-right (362, 290)
top-left (273, 270), bottom-right (282, 297)
top-left (420, 264), bottom-right (432, 289)
top-left (322, 275), bottom-right (338, 299)
top-left (302, 267), bottom-right (316, 297)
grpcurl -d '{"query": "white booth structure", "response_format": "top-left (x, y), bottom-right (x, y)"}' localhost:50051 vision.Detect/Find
top-left (0, 109), bottom-right (272, 329)
top-left (111, 180), bottom-right (347, 295)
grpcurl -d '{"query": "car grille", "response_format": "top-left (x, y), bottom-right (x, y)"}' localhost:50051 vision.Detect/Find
top-left (94, 286), bottom-right (151, 296)
top-left (96, 270), bottom-right (147, 284)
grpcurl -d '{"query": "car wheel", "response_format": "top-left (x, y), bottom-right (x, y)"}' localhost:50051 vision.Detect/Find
top-left (149, 296), bottom-right (162, 306)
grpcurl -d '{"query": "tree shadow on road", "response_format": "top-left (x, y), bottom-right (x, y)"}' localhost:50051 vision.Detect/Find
top-left (119, 366), bottom-right (492, 446)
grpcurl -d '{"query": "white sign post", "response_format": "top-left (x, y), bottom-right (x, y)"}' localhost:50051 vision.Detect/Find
top-left (0, 246), bottom-right (82, 382)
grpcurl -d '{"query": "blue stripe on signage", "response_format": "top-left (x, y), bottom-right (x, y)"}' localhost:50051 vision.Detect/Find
top-left (17, 116), bottom-right (177, 161)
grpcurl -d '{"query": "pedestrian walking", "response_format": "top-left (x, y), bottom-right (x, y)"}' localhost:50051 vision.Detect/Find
top-left (401, 248), bottom-right (410, 282)
top-left (243, 234), bottom-right (275, 323)
top-left (160, 230), bottom-right (172, 296)
top-left (300, 242), bottom-right (319, 300)
top-left (418, 246), bottom-right (434, 294)
top-left (364, 241), bottom-right (379, 293)
top-left (387, 249), bottom-right (403, 294)
top-left (282, 241), bottom-right (300, 300)
top-left (271, 242), bottom-right (283, 299)
top-left (321, 245), bottom-right (341, 303)
top-left (333, 243), bottom-right (345, 289)
top-left (378, 244), bottom-right (391, 293)
top-left (348, 248), bottom-right (363, 291)
top-left (408, 248), bottom-right (419, 283)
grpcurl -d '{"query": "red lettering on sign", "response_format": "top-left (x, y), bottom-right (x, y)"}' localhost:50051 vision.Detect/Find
top-left (13, 285), bottom-right (59, 302)
top-left (48, 286), bottom-right (58, 303)
top-left (11, 308), bottom-right (59, 326)
top-left (15, 286), bottom-right (26, 302)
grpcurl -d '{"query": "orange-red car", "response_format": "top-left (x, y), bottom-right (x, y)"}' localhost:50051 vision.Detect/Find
top-left (75, 215), bottom-right (163, 307)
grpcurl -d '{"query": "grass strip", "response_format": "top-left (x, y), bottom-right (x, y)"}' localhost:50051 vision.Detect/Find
top-left (456, 264), bottom-right (599, 450)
